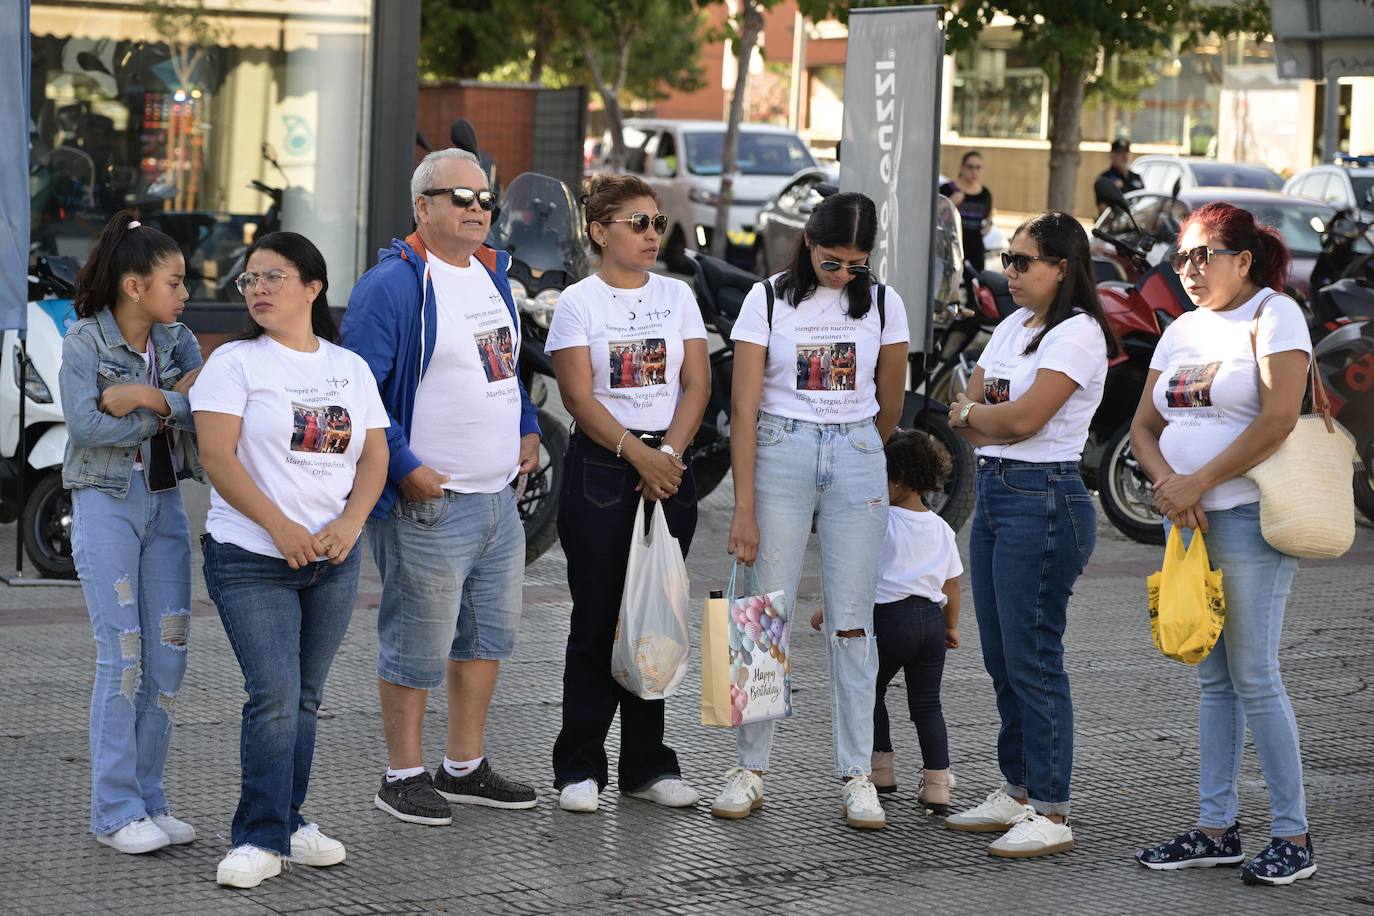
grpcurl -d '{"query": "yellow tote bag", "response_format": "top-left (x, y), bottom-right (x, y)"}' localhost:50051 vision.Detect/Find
top-left (1146, 527), bottom-right (1226, 665)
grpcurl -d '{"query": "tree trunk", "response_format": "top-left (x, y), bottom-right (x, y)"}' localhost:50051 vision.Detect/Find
top-left (530, 17), bottom-right (554, 83)
top-left (581, 41), bottom-right (627, 171)
top-left (711, 0), bottom-right (763, 260)
top-left (1046, 55), bottom-right (1088, 214)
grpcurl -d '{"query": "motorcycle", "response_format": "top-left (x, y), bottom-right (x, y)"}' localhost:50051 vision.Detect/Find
top-left (1308, 208), bottom-right (1374, 330)
top-left (1, 256), bottom-right (79, 578)
top-left (486, 171), bottom-right (588, 563)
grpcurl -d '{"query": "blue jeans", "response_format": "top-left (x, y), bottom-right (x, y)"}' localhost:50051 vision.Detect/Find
top-left (74, 474), bottom-right (192, 836)
top-left (1170, 503), bottom-right (1307, 837)
top-left (368, 488), bottom-right (524, 688)
top-left (969, 458), bottom-right (1096, 816)
top-left (736, 412), bottom-right (888, 777)
top-left (202, 535), bottom-right (361, 855)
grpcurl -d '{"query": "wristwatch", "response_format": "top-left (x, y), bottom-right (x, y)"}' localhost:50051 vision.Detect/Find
top-left (958, 402), bottom-right (976, 426)
top-left (659, 443), bottom-right (683, 462)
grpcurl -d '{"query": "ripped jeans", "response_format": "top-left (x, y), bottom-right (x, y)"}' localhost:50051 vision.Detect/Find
top-left (735, 413), bottom-right (888, 777)
top-left (73, 473), bottom-right (192, 836)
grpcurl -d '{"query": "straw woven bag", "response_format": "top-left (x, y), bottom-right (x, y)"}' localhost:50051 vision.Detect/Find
top-left (1243, 295), bottom-right (1357, 559)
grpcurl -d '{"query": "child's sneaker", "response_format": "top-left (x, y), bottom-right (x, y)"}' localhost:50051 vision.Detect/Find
top-left (1136, 825), bottom-right (1243, 870)
top-left (871, 751), bottom-right (896, 794)
top-left (1241, 835), bottom-right (1317, 886)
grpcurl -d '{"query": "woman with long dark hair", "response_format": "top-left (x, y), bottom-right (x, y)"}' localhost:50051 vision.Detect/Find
top-left (192, 232), bottom-right (389, 888)
top-left (714, 192), bottom-right (909, 829)
top-left (944, 212), bottom-right (1118, 857)
top-left (60, 210), bottom-right (203, 855)
top-left (544, 173), bottom-right (710, 813)
top-left (1130, 203), bottom-right (1316, 886)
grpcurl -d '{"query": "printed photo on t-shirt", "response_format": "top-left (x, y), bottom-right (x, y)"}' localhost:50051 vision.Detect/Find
top-left (795, 343), bottom-right (857, 391)
top-left (474, 327), bottom-right (516, 383)
top-left (609, 338), bottom-right (667, 388)
top-left (1165, 362), bottom-right (1221, 409)
top-left (291, 403), bottom-right (352, 454)
top-left (984, 377), bottom-right (1011, 404)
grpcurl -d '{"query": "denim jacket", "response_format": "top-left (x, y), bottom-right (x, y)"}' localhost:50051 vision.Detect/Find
top-left (59, 308), bottom-right (204, 497)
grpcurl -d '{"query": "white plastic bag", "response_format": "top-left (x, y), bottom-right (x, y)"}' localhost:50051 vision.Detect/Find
top-left (612, 499), bottom-right (691, 700)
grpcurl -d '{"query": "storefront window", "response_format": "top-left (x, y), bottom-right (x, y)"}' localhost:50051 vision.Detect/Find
top-left (950, 42), bottom-right (1045, 140)
top-left (28, 0), bottom-right (373, 304)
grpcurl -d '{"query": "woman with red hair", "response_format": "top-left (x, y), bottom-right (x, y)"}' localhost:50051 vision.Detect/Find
top-left (1130, 202), bottom-right (1316, 885)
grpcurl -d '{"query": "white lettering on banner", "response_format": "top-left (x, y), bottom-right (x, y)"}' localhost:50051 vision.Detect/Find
top-left (873, 54), bottom-right (901, 282)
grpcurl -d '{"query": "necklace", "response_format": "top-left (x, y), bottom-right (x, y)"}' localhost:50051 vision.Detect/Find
top-left (608, 289), bottom-right (644, 306)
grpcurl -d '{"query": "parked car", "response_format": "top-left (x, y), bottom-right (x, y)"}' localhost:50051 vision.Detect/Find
top-left (603, 118), bottom-right (819, 271)
top-left (1088, 187), bottom-right (1334, 300)
top-left (1132, 155), bottom-right (1284, 194)
top-left (1283, 159), bottom-right (1374, 225)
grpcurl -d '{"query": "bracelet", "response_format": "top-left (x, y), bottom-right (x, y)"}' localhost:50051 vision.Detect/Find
top-left (614, 429), bottom-right (631, 459)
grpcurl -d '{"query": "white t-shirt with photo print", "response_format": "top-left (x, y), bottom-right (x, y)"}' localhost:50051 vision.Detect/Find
top-left (544, 272), bottom-right (708, 430)
top-left (730, 277), bottom-right (910, 425)
top-left (190, 335), bottom-right (389, 560)
top-left (410, 253), bottom-right (523, 494)
top-left (1150, 288), bottom-right (1311, 511)
top-left (974, 308), bottom-right (1108, 462)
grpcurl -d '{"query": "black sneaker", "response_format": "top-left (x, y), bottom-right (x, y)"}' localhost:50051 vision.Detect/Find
top-left (374, 772), bottom-right (453, 826)
top-left (1136, 825), bottom-right (1244, 870)
top-left (433, 759), bottom-right (537, 809)
top-left (1241, 834), bottom-right (1317, 886)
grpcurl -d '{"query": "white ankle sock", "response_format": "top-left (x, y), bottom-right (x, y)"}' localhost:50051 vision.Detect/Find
top-left (386, 765), bottom-right (426, 783)
top-left (443, 756), bottom-right (484, 778)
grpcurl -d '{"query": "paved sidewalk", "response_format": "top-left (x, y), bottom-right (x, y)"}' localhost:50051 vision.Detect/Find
top-left (1, 473), bottom-right (1371, 915)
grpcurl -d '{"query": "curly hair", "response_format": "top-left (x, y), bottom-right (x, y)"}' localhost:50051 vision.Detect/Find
top-left (885, 429), bottom-right (952, 495)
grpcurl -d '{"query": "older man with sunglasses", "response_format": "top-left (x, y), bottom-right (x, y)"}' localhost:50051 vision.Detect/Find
top-left (342, 148), bottom-right (541, 826)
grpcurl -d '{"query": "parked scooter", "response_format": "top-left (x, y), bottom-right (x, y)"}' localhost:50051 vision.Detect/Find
top-left (1308, 208), bottom-right (1374, 330)
top-left (486, 171), bottom-right (586, 563)
top-left (1, 256), bottom-right (79, 578)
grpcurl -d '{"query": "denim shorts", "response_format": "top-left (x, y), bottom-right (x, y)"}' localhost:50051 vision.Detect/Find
top-left (367, 487), bottom-right (525, 688)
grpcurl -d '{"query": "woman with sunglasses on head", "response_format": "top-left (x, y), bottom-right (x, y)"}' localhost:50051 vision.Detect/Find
top-left (545, 174), bottom-right (711, 813)
top-left (193, 232), bottom-right (389, 888)
top-left (60, 211), bottom-right (203, 856)
top-left (1129, 203), bottom-right (1316, 886)
top-left (715, 192), bottom-right (909, 830)
top-left (943, 212), bottom-right (1119, 857)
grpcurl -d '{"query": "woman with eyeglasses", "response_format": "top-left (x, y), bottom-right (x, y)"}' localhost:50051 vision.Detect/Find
top-left (1129, 203), bottom-right (1316, 886)
top-left (192, 232), bottom-right (389, 888)
top-left (545, 173), bottom-right (710, 813)
top-left (943, 212), bottom-right (1119, 857)
top-left (713, 192), bottom-right (909, 830)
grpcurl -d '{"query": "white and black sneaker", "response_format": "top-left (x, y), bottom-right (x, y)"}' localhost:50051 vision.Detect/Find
top-left (433, 759), bottom-right (537, 810)
top-left (374, 772), bottom-right (453, 826)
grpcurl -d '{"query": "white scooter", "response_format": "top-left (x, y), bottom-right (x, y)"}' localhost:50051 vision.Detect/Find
top-left (1, 256), bottom-right (76, 579)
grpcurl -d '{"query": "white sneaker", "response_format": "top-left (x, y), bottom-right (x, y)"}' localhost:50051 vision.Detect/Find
top-left (988, 812), bottom-right (1075, 858)
top-left (946, 788), bottom-right (1029, 833)
top-left (96, 818), bottom-right (170, 855)
top-left (624, 777), bottom-right (700, 808)
top-left (288, 823), bottom-right (346, 867)
top-left (151, 814), bottom-right (196, 845)
top-left (710, 767), bottom-right (764, 820)
top-left (216, 844), bottom-right (282, 888)
top-left (559, 778), bottom-right (599, 813)
top-left (842, 776), bottom-right (886, 830)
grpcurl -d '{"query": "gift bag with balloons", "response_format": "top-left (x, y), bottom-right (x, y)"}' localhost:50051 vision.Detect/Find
top-left (701, 561), bottom-right (792, 727)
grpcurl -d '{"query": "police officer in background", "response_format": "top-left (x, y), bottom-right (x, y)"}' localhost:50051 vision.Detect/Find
top-left (1096, 139), bottom-right (1144, 214)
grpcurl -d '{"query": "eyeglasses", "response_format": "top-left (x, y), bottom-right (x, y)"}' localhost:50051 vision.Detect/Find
top-left (1169, 245), bottom-right (1241, 273)
top-left (1001, 252), bottom-right (1063, 272)
top-left (598, 212), bottom-right (668, 234)
top-left (421, 186), bottom-right (498, 211)
top-left (818, 260), bottom-right (872, 279)
top-left (235, 269), bottom-right (297, 295)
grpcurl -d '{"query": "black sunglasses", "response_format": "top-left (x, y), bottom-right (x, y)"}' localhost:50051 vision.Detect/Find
top-left (421, 186), bottom-right (498, 211)
top-left (818, 260), bottom-right (872, 278)
top-left (599, 212), bottom-right (668, 234)
top-left (1001, 251), bottom-right (1063, 272)
top-left (1169, 245), bottom-right (1242, 273)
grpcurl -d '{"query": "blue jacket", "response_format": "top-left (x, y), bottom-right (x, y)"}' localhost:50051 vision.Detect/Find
top-left (341, 232), bottom-right (540, 518)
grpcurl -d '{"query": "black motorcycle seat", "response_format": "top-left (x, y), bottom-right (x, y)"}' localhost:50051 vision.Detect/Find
top-left (977, 269), bottom-right (1019, 319)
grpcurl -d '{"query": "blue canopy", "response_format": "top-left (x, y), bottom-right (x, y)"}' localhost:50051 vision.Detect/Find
top-left (0, 0), bottom-right (30, 334)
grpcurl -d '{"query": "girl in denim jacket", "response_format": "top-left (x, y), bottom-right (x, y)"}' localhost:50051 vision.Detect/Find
top-left (59, 211), bottom-right (203, 855)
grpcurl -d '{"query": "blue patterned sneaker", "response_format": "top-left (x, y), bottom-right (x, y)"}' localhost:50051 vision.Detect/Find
top-left (1241, 835), bottom-right (1316, 886)
top-left (1136, 825), bottom-right (1244, 870)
